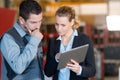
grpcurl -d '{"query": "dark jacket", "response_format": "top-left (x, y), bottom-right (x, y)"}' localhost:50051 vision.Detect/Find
top-left (44, 31), bottom-right (96, 80)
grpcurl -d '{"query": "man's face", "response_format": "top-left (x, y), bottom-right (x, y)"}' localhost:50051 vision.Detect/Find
top-left (21, 13), bottom-right (43, 33)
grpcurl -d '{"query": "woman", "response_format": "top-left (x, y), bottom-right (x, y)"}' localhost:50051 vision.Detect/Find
top-left (44, 6), bottom-right (96, 80)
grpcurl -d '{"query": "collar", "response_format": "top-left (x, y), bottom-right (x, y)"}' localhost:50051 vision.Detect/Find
top-left (57, 29), bottom-right (78, 40)
top-left (13, 22), bottom-right (26, 37)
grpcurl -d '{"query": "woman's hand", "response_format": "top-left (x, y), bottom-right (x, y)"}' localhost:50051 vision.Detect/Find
top-left (55, 53), bottom-right (61, 61)
top-left (66, 59), bottom-right (80, 74)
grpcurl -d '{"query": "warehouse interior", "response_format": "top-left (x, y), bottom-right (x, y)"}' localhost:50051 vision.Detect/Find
top-left (0, 0), bottom-right (120, 80)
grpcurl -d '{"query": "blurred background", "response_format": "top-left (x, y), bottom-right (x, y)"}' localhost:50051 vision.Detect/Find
top-left (0, 0), bottom-right (120, 80)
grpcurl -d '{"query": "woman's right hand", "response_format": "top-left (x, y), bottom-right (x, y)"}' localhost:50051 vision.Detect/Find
top-left (55, 53), bottom-right (61, 61)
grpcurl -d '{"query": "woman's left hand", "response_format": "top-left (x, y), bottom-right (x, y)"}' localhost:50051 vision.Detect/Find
top-left (66, 59), bottom-right (80, 74)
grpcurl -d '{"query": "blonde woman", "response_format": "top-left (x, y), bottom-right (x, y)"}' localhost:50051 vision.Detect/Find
top-left (44, 6), bottom-right (96, 80)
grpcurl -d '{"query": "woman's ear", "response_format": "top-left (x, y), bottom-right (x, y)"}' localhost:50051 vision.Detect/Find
top-left (71, 19), bottom-right (75, 26)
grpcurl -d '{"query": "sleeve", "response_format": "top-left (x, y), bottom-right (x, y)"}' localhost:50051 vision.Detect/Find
top-left (80, 35), bottom-right (96, 78)
top-left (44, 38), bottom-right (58, 77)
top-left (0, 33), bottom-right (41, 74)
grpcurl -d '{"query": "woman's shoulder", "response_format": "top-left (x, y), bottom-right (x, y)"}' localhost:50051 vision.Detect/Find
top-left (77, 32), bottom-right (89, 39)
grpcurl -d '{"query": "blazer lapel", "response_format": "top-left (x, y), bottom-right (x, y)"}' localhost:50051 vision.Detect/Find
top-left (72, 35), bottom-right (81, 48)
top-left (55, 39), bottom-right (60, 54)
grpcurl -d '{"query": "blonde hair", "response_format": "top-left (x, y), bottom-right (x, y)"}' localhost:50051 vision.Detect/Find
top-left (55, 6), bottom-right (80, 29)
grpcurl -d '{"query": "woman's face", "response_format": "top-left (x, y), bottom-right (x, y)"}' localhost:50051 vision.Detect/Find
top-left (55, 15), bottom-right (73, 36)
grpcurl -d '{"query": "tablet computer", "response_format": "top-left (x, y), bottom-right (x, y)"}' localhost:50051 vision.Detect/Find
top-left (57, 44), bottom-right (89, 70)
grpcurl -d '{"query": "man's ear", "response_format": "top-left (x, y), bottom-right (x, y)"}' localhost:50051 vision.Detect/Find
top-left (19, 16), bottom-right (25, 25)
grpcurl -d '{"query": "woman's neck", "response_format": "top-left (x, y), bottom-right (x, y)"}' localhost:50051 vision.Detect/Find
top-left (62, 29), bottom-right (73, 46)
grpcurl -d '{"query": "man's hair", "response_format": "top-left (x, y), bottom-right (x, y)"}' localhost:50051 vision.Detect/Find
top-left (19, 0), bottom-right (42, 21)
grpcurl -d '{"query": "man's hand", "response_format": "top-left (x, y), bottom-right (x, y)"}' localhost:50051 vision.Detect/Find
top-left (30, 28), bottom-right (43, 39)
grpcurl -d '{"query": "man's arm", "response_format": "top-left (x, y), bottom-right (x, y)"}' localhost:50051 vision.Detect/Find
top-left (0, 33), bottom-right (42, 74)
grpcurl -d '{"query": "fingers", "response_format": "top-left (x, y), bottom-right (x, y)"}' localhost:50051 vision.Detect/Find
top-left (70, 59), bottom-right (79, 65)
top-left (56, 53), bottom-right (61, 59)
top-left (31, 28), bottom-right (38, 32)
top-left (66, 59), bottom-right (80, 74)
top-left (30, 28), bottom-right (43, 39)
top-left (27, 28), bottom-right (32, 34)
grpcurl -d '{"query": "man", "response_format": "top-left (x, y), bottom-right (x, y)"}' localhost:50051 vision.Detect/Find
top-left (0, 0), bottom-right (44, 80)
